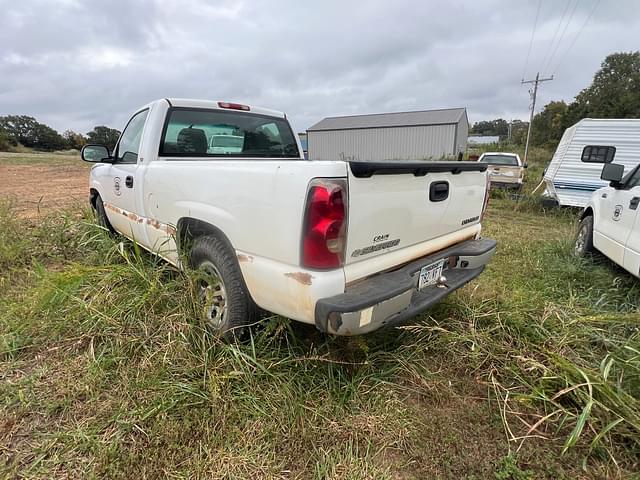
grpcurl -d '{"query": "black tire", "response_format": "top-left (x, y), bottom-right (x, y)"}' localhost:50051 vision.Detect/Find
top-left (574, 216), bottom-right (594, 257)
top-left (189, 235), bottom-right (258, 341)
top-left (94, 194), bottom-right (116, 233)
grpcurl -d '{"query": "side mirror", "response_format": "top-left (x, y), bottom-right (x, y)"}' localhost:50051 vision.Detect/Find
top-left (523, 163), bottom-right (528, 169)
top-left (81, 144), bottom-right (111, 163)
top-left (601, 163), bottom-right (624, 186)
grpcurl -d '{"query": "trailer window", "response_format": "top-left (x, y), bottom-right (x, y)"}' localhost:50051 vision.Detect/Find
top-left (581, 145), bottom-right (616, 164)
top-left (160, 108), bottom-right (299, 158)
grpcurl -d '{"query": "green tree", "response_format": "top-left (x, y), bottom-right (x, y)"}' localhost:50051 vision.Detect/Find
top-left (510, 120), bottom-right (529, 145)
top-left (86, 126), bottom-right (121, 151)
top-left (0, 115), bottom-right (66, 151)
top-left (0, 115), bottom-right (40, 147)
top-left (0, 127), bottom-right (12, 151)
top-left (34, 123), bottom-right (67, 151)
top-left (63, 130), bottom-right (87, 150)
top-left (566, 51), bottom-right (640, 124)
top-left (531, 101), bottom-right (568, 148)
top-left (471, 119), bottom-right (509, 139)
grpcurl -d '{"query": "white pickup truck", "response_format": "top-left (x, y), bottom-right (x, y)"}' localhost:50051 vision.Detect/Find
top-left (575, 151), bottom-right (640, 278)
top-left (81, 99), bottom-right (496, 338)
top-left (477, 152), bottom-right (526, 190)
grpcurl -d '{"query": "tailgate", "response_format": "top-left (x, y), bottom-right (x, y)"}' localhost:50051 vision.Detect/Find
top-left (487, 165), bottom-right (521, 182)
top-left (345, 161), bottom-right (488, 268)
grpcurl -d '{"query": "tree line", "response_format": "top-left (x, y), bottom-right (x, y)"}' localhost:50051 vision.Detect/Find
top-left (471, 51), bottom-right (640, 148)
top-left (0, 115), bottom-right (121, 152)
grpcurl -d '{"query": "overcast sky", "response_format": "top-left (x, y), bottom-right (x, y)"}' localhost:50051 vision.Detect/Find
top-left (1, 0), bottom-right (638, 134)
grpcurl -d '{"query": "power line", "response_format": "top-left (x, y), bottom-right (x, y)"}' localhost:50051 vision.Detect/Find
top-left (552, 0), bottom-right (601, 75)
top-left (539, 0), bottom-right (572, 74)
top-left (522, 0), bottom-right (542, 81)
top-left (543, 0), bottom-right (579, 74)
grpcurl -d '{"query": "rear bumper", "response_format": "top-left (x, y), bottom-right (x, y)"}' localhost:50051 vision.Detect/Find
top-left (314, 237), bottom-right (497, 335)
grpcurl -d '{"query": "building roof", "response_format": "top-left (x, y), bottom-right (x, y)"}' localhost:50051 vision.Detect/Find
top-left (308, 108), bottom-right (467, 132)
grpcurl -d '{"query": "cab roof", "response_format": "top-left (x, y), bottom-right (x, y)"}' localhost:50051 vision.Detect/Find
top-left (162, 98), bottom-right (286, 118)
top-left (481, 152), bottom-right (519, 157)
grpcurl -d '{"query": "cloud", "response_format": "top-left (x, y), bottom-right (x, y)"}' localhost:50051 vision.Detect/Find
top-left (0, 0), bottom-right (637, 134)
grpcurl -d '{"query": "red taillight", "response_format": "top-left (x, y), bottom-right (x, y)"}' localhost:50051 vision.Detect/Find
top-left (302, 179), bottom-right (348, 269)
top-left (218, 101), bottom-right (250, 111)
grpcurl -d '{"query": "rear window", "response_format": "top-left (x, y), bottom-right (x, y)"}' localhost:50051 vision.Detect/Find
top-left (479, 154), bottom-right (519, 166)
top-left (160, 108), bottom-right (300, 158)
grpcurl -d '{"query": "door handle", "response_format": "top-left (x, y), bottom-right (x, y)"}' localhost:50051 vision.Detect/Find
top-left (429, 181), bottom-right (449, 202)
top-left (630, 196), bottom-right (640, 210)
top-left (601, 193), bottom-right (608, 198)
top-left (125, 176), bottom-right (134, 188)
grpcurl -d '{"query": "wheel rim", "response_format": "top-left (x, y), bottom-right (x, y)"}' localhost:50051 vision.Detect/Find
top-left (575, 225), bottom-right (587, 254)
top-left (198, 262), bottom-right (227, 330)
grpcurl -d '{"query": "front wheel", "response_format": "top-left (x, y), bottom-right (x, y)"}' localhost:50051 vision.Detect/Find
top-left (94, 194), bottom-right (116, 233)
top-left (574, 216), bottom-right (594, 257)
top-left (190, 235), bottom-right (258, 341)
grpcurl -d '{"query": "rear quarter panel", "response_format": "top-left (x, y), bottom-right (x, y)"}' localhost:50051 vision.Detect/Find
top-left (142, 158), bottom-right (348, 323)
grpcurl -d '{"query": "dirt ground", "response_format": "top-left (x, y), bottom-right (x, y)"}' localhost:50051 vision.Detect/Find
top-left (0, 155), bottom-right (89, 217)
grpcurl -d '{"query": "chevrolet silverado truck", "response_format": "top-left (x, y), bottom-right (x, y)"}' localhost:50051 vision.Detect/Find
top-left (575, 152), bottom-right (640, 278)
top-left (478, 152), bottom-right (526, 190)
top-left (81, 99), bottom-right (497, 338)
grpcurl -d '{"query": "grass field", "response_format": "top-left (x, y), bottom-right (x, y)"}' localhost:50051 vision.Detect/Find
top-left (1, 151), bottom-right (639, 478)
top-left (0, 151), bottom-right (81, 166)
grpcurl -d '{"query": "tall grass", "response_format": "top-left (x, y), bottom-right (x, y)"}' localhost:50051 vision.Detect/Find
top-left (1, 198), bottom-right (639, 478)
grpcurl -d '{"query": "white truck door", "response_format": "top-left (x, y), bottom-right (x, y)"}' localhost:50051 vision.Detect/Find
top-left (595, 186), bottom-right (639, 267)
top-left (622, 169), bottom-right (640, 276)
top-left (100, 109), bottom-right (149, 242)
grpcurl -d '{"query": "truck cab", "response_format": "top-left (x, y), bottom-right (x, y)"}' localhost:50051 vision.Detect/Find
top-left (81, 99), bottom-right (496, 338)
top-left (575, 150), bottom-right (640, 278)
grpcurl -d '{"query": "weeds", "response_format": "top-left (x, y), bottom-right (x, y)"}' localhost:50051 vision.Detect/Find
top-left (1, 196), bottom-right (639, 478)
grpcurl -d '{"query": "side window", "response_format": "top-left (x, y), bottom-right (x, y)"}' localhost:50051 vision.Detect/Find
top-left (116, 109), bottom-right (149, 163)
top-left (624, 166), bottom-right (640, 189)
top-left (581, 145), bottom-right (616, 164)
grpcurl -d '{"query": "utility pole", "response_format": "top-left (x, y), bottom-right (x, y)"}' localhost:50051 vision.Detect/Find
top-left (522, 72), bottom-right (553, 165)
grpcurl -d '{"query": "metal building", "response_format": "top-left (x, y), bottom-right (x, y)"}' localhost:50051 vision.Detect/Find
top-left (307, 108), bottom-right (468, 161)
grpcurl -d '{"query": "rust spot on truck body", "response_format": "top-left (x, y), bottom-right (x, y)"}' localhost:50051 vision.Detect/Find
top-left (237, 254), bottom-right (254, 263)
top-left (147, 218), bottom-right (176, 235)
top-left (103, 202), bottom-right (175, 235)
top-left (285, 272), bottom-right (313, 285)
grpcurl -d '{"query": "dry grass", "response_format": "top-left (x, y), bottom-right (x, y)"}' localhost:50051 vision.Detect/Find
top-left (1, 150), bottom-right (639, 478)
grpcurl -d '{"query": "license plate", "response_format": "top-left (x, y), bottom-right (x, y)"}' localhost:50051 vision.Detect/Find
top-left (418, 259), bottom-right (444, 290)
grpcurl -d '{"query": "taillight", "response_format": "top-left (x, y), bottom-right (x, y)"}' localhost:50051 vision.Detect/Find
top-left (302, 178), bottom-right (348, 269)
top-left (218, 101), bottom-right (250, 111)
top-left (481, 171), bottom-right (490, 221)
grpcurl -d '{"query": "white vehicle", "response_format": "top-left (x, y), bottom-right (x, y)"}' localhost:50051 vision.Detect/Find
top-left (575, 156), bottom-right (640, 278)
top-left (543, 119), bottom-right (640, 207)
top-left (477, 152), bottom-right (526, 190)
top-left (81, 98), bottom-right (496, 338)
top-left (209, 134), bottom-right (244, 154)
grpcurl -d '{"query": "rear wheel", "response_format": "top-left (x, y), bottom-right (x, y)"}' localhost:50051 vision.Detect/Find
top-left (94, 194), bottom-right (116, 233)
top-left (190, 235), bottom-right (258, 341)
top-left (574, 216), bottom-right (594, 257)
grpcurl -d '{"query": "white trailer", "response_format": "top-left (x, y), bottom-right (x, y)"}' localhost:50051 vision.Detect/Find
top-left (543, 118), bottom-right (640, 207)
